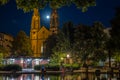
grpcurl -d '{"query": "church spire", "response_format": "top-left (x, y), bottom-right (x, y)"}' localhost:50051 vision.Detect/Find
top-left (31, 8), bottom-right (40, 30)
top-left (30, 8), bottom-right (41, 57)
top-left (50, 9), bottom-right (59, 34)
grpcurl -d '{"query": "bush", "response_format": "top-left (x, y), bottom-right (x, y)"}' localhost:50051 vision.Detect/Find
top-left (47, 63), bottom-right (60, 71)
top-left (64, 64), bottom-right (72, 68)
top-left (0, 65), bottom-right (4, 71)
top-left (34, 65), bottom-right (41, 70)
top-left (3, 64), bottom-right (22, 71)
top-left (72, 63), bottom-right (80, 70)
top-left (64, 64), bottom-right (80, 70)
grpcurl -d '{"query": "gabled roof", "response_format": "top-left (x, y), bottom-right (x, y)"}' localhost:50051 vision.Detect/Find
top-left (37, 26), bottom-right (50, 39)
top-left (38, 26), bottom-right (49, 33)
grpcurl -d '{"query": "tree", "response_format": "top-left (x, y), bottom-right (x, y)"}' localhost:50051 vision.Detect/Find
top-left (0, 45), bottom-right (9, 66)
top-left (73, 24), bottom-right (93, 65)
top-left (110, 7), bottom-right (120, 51)
top-left (12, 30), bottom-right (32, 57)
top-left (53, 31), bottom-right (72, 53)
top-left (0, 0), bottom-right (9, 5)
top-left (0, 0), bottom-right (96, 12)
top-left (44, 34), bottom-right (57, 57)
top-left (73, 22), bottom-right (108, 66)
top-left (108, 7), bottom-right (120, 67)
top-left (0, 45), bottom-right (9, 58)
top-left (50, 31), bottom-right (72, 64)
top-left (91, 22), bottom-right (108, 62)
top-left (62, 21), bottom-right (74, 44)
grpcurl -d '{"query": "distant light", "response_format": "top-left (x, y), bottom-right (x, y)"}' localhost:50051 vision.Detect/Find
top-left (46, 15), bottom-right (50, 19)
top-left (67, 54), bottom-right (70, 58)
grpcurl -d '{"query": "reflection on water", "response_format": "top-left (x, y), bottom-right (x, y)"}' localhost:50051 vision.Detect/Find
top-left (0, 72), bottom-right (119, 80)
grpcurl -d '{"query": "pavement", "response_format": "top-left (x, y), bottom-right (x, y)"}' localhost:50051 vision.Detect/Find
top-left (0, 68), bottom-right (119, 74)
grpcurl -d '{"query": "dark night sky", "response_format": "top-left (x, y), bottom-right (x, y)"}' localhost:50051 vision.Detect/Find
top-left (0, 0), bottom-right (120, 36)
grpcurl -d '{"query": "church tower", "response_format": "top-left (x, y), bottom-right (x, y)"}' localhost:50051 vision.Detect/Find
top-left (30, 8), bottom-right (40, 57)
top-left (50, 9), bottom-right (59, 34)
top-left (30, 8), bottom-right (59, 58)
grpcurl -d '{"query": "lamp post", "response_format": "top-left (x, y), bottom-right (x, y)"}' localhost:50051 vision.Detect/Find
top-left (61, 57), bottom-right (64, 66)
top-left (66, 54), bottom-right (70, 64)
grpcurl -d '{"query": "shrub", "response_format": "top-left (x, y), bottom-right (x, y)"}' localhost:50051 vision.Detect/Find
top-left (64, 63), bottom-right (80, 70)
top-left (34, 64), bottom-right (48, 70)
top-left (47, 63), bottom-right (60, 70)
top-left (34, 65), bottom-right (41, 70)
top-left (3, 64), bottom-right (22, 71)
top-left (72, 63), bottom-right (80, 70)
top-left (64, 64), bottom-right (72, 68)
top-left (0, 65), bottom-right (4, 71)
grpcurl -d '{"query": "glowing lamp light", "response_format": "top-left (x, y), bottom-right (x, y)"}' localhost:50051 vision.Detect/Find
top-left (67, 54), bottom-right (69, 58)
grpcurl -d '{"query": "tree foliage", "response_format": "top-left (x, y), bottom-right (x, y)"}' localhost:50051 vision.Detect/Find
top-left (0, 0), bottom-right (96, 12)
top-left (73, 24), bottom-right (93, 63)
top-left (51, 22), bottom-right (108, 65)
top-left (16, 0), bottom-right (95, 12)
top-left (12, 30), bottom-right (32, 57)
top-left (53, 31), bottom-right (72, 53)
top-left (108, 7), bottom-right (120, 64)
top-left (62, 21), bottom-right (74, 44)
top-left (44, 35), bottom-right (57, 57)
top-left (110, 7), bottom-right (120, 51)
top-left (91, 22), bottom-right (108, 61)
top-left (50, 30), bottom-right (73, 64)
top-left (0, 46), bottom-right (9, 58)
top-left (0, 0), bottom-right (9, 5)
top-left (73, 22), bottom-right (108, 64)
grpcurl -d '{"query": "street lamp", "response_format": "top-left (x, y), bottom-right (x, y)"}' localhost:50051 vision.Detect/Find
top-left (61, 57), bottom-right (64, 61)
top-left (67, 54), bottom-right (70, 58)
top-left (66, 54), bottom-right (70, 64)
top-left (61, 57), bottom-right (64, 66)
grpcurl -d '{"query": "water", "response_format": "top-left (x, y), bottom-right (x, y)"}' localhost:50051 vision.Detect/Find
top-left (0, 72), bottom-right (119, 80)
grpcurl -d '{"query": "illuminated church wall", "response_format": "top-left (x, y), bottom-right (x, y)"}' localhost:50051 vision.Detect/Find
top-left (30, 8), bottom-right (59, 57)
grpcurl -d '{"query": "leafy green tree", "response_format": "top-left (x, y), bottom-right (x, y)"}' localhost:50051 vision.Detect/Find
top-left (0, 0), bottom-right (9, 5)
top-left (73, 24), bottom-right (93, 65)
top-left (73, 22), bottom-right (108, 66)
top-left (62, 21), bottom-right (74, 44)
top-left (110, 7), bottom-right (120, 51)
top-left (0, 46), bottom-right (7, 66)
top-left (91, 22), bottom-right (108, 62)
top-left (108, 7), bottom-right (120, 66)
top-left (53, 31), bottom-right (72, 53)
top-left (1, 0), bottom-right (96, 12)
top-left (50, 31), bottom-right (72, 64)
top-left (12, 30), bottom-right (32, 57)
top-left (0, 53), bottom-right (3, 66)
top-left (0, 45), bottom-right (9, 58)
top-left (44, 34), bottom-right (57, 57)
top-left (49, 52), bottom-right (66, 65)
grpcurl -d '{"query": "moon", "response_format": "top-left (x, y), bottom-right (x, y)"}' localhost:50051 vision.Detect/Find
top-left (46, 15), bottom-right (50, 19)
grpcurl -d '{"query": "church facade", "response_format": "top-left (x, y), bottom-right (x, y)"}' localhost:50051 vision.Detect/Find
top-left (30, 8), bottom-right (59, 57)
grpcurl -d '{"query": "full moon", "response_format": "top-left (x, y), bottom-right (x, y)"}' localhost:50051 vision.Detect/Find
top-left (46, 15), bottom-right (50, 19)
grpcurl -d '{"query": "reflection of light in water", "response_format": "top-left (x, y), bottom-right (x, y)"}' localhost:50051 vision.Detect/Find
top-left (26, 78), bottom-right (31, 80)
top-left (26, 74), bottom-right (32, 80)
top-left (10, 78), bottom-right (14, 80)
top-left (20, 77), bottom-right (23, 80)
top-left (34, 75), bottom-right (40, 80)
top-left (3, 73), bottom-right (119, 80)
top-left (48, 77), bottom-right (50, 80)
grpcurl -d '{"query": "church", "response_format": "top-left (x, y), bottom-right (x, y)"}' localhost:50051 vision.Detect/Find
top-left (30, 8), bottom-right (59, 57)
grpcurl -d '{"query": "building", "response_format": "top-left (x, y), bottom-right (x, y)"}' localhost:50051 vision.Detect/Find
top-left (0, 32), bottom-right (13, 57)
top-left (30, 8), bottom-right (59, 57)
